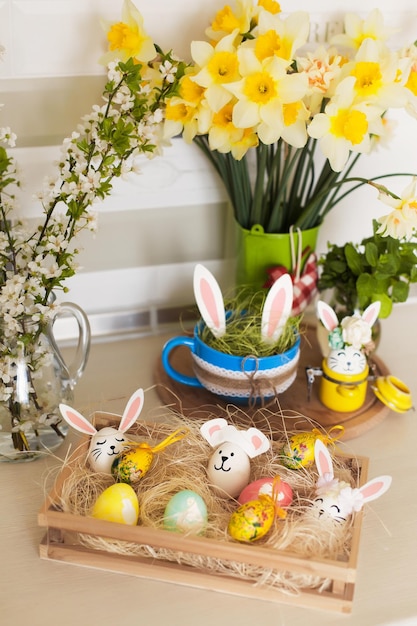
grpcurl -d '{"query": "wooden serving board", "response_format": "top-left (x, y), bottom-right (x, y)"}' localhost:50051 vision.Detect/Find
top-left (154, 325), bottom-right (391, 440)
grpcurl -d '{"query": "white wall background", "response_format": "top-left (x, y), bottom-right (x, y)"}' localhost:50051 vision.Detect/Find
top-left (1, 0), bottom-right (417, 326)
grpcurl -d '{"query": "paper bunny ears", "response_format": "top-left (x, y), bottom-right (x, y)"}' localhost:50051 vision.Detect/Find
top-left (200, 417), bottom-right (270, 458)
top-left (313, 439), bottom-right (392, 521)
top-left (193, 264), bottom-right (293, 344)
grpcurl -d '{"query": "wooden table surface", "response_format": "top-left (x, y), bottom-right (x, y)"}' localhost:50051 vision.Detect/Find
top-left (1, 304), bottom-right (416, 626)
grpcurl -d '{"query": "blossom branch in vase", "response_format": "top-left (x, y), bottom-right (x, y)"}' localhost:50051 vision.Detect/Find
top-left (0, 30), bottom-right (186, 457)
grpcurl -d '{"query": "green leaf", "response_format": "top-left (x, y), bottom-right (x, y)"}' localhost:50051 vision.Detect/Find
top-left (345, 243), bottom-right (363, 275)
top-left (376, 253), bottom-right (400, 277)
top-left (374, 293), bottom-right (393, 318)
top-left (364, 241), bottom-right (379, 266)
top-left (391, 280), bottom-right (409, 303)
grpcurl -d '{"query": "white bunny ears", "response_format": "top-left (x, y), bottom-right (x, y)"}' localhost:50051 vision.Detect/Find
top-left (59, 388), bottom-right (144, 437)
top-left (314, 439), bottom-right (392, 519)
top-left (200, 417), bottom-right (270, 458)
top-left (193, 264), bottom-right (293, 344)
top-left (317, 300), bottom-right (381, 333)
top-left (59, 389), bottom-right (145, 473)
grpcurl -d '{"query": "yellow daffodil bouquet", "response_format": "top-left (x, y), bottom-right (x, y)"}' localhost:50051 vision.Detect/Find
top-left (163, 0), bottom-right (417, 234)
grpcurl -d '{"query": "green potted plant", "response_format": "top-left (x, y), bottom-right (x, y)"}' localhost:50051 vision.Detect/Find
top-left (318, 222), bottom-right (417, 321)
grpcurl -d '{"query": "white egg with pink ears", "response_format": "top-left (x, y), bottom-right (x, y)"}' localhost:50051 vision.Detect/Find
top-left (200, 418), bottom-right (271, 498)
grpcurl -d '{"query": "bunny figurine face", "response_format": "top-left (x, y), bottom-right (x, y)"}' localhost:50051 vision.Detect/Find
top-left (327, 345), bottom-right (367, 375)
top-left (310, 439), bottom-right (392, 524)
top-left (200, 417), bottom-right (270, 498)
top-left (59, 388), bottom-right (144, 474)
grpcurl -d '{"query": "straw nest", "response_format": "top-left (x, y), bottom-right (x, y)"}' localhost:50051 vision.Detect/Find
top-left (56, 403), bottom-right (360, 596)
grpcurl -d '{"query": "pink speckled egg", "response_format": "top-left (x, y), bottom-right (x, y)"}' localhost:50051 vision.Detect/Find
top-left (238, 477), bottom-right (293, 508)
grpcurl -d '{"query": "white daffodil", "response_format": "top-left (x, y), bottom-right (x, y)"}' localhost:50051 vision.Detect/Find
top-left (206, 0), bottom-right (255, 41)
top-left (225, 48), bottom-right (308, 145)
top-left (296, 45), bottom-right (343, 115)
top-left (342, 39), bottom-right (410, 109)
top-left (99, 0), bottom-right (156, 65)
top-left (401, 44), bottom-right (417, 118)
top-left (190, 31), bottom-right (241, 113)
top-left (331, 8), bottom-right (394, 51)
top-left (205, 100), bottom-right (259, 159)
top-left (307, 76), bottom-right (384, 172)
top-left (376, 178), bottom-right (417, 240)
top-left (250, 10), bottom-right (310, 64)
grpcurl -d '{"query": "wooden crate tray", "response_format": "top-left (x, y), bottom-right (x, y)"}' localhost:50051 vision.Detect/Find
top-left (38, 414), bottom-right (369, 614)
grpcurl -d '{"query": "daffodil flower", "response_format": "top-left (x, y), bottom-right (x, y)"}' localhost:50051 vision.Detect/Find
top-left (307, 76), bottom-right (384, 172)
top-left (296, 46), bottom-right (343, 115)
top-left (99, 0), bottom-right (156, 65)
top-left (342, 39), bottom-right (410, 109)
top-left (226, 48), bottom-right (308, 145)
top-left (400, 44), bottom-right (417, 118)
top-left (206, 100), bottom-right (258, 159)
top-left (206, 0), bottom-right (254, 41)
top-left (190, 31), bottom-right (242, 113)
top-left (251, 10), bottom-right (309, 64)
top-left (331, 8), bottom-right (394, 51)
top-left (376, 177), bottom-right (417, 239)
top-left (164, 74), bottom-right (210, 142)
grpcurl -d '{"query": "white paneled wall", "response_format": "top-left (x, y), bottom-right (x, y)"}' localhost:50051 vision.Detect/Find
top-left (1, 0), bottom-right (417, 333)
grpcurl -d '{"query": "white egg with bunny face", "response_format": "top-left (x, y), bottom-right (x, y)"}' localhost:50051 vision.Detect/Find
top-left (310, 439), bottom-right (392, 525)
top-left (201, 418), bottom-right (270, 498)
top-left (207, 441), bottom-right (251, 498)
top-left (59, 389), bottom-right (144, 474)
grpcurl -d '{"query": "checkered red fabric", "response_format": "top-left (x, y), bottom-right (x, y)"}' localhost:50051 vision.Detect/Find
top-left (264, 252), bottom-right (318, 316)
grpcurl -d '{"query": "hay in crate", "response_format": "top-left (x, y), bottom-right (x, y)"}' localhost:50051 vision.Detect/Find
top-left (53, 404), bottom-right (360, 596)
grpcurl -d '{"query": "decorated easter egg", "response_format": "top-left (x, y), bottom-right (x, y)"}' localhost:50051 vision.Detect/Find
top-left (91, 483), bottom-right (139, 525)
top-left (111, 444), bottom-right (154, 483)
top-left (207, 442), bottom-right (251, 498)
top-left (238, 477), bottom-right (293, 507)
top-left (281, 432), bottom-right (325, 469)
top-left (163, 490), bottom-right (208, 535)
top-left (228, 496), bottom-right (276, 543)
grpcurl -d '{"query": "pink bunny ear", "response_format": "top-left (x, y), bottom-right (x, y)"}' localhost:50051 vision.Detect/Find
top-left (240, 427), bottom-right (270, 458)
top-left (200, 417), bottom-right (228, 446)
top-left (359, 475), bottom-right (392, 504)
top-left (316, 301), bottom-right (339, 331)
top-left (59, 404), bottom-right (97, 436)
top-left (361, 301), bottom-right (381, 327)
top-left (314, 439), bottom-right (333, 478)
top-left (261, 273), bottom-right (293, 344)
top-left (193, 264), bottom-right (226, 339)
top-left (119, 388), bottom-right (144, 433)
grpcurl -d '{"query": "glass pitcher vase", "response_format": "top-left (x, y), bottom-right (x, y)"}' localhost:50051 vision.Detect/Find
top-left (0, 302), bottom-right (90, 462)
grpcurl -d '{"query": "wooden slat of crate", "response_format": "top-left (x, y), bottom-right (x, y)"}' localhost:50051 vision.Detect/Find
top-left (39, 533), bottom-right (355, 613)
top-left (38, 415), bottom-right (368, 614)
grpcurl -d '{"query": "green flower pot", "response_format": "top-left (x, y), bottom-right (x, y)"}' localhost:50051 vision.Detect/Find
top-left (235, 223), bottom-right (320, 289)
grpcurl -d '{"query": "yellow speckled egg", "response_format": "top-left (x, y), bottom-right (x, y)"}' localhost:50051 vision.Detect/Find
top-left (281, 432), bottom-right (325, 469)
top-left (91, 483), bottom-right (139, 525)
top-left (228, 496), bottom-right (275, 543)
top-left (111, 444), bottom-right (154, 483)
